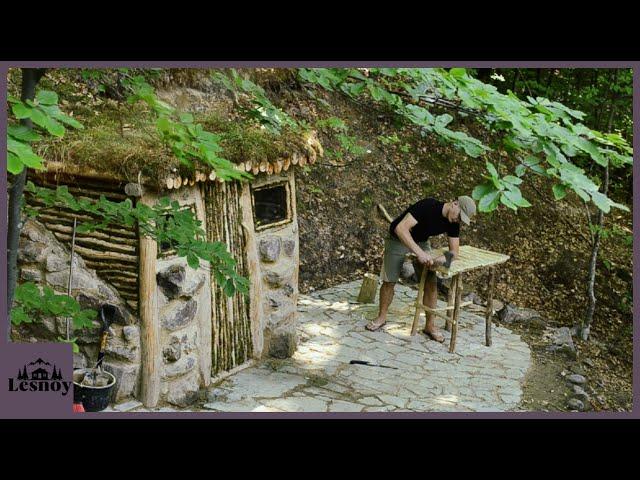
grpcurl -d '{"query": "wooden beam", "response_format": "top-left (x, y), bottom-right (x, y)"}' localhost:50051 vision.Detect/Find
top-left (138, 193), bottom-right (160, 408)
top-left (485, 267), bottom-right (496, 347)
top-left (448, 275), bottom-right (463, 354)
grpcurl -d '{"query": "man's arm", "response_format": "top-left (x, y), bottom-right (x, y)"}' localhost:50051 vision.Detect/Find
top-left (394, 213), bottom-right (433, 265)
top-left (448, 236), bottom-right (460, 260)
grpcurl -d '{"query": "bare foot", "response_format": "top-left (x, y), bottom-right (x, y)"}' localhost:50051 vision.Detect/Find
top-left (422, 327), bottom-right (445, 343)
top-left (366, 318), bottom-right (386, 331)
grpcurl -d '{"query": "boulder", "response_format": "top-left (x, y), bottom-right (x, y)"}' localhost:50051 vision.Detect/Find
top-left (259, 236), bottom-right (282, 263)
top-left (548, 326), bottom-right (577, 359)
top-left (497, 304), bottom-right (544, 325)
top-left (161, 299), bottom-right (198, 331)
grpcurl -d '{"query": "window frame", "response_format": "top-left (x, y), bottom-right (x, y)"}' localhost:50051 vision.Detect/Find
top-left (251, 180), bottom-right (292, 232)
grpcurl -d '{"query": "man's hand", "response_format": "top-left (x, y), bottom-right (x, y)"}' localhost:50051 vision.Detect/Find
top-left (417, 250), bottom-right (433, 267)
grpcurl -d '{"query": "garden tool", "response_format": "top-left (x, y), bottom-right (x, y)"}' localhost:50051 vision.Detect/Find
top-left (83, 305), bottom-right (115, 386)
top-left (349, 360), bottom-right (398, 370)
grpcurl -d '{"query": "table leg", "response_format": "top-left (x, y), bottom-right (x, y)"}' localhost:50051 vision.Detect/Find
top-left (448, 274), bottom-right (463, 353)
top-left (485, 267), bottom-right (496, 347)
top-left (411, 264), bottom-right (427, 336)
top-left (444, 278), bottom-right (455, 332)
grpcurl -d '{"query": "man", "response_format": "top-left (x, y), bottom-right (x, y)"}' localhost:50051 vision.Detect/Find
top-left (365, 196), bottom-right (477, 342)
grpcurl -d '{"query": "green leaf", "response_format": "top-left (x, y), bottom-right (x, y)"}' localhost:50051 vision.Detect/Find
top-left (12, 103), bottom-right (32, 119)
top-left (503, 175), bottom-right (522, 185)
top-left (7, 152), bottom-right (24, 174)
top-left (30, 108), bottom-right (48, 129)
top-left (478, 190), bottom-right (501, 212)
top-left (56, 114), bottom-right (84, 130)
top-left (500, 193), bottom-right (518, 211)
top-left (503, 187), bottom-right (532, 208)
top-left (223, 281), bottom-right (235, 297)
top-left (179, 112), bottom-right (194, 124)
top-left (8, 124), bottom-right (41, 142)
top-left (186, 252), bottom-right (200, 269)
top-left (450, 68), bottom-right (467, 78)
top-left (18, 150), bottom-right (45, 169)
top-left (590, 191), bottom-right (610, 213)
top-left (10, 308), bottom-right (31, 325)
top-left (486, 161), bottom-right (499, 179)
top-left (45, 117), bottom-right (65, 137)
top-left (552, 184), bottom-right (568, 200)
top-left (472, 182), bottom-right (495, 201)
top-left (515, 165), bottom-right (526, 177)
top-left (36, 90), bottom-right (59, 105)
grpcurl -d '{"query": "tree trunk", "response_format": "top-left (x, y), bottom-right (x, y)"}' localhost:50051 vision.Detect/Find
top-left (580, 71), bottom-right (617, 341)
top-left (7, 68), bottom-right (46, 341)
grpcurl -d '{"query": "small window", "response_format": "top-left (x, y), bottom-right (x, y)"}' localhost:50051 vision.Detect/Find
top-left (252, 182), bottom-right (291, 230)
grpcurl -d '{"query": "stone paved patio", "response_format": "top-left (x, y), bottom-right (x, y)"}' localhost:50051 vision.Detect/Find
top-left (115, 280), bottom-right (531, 413)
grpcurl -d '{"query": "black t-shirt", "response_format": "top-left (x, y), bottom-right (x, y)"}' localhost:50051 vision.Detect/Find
top-left (389, 198), bottom-right (460, 242)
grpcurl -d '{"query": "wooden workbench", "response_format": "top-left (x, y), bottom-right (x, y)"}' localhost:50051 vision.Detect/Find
top-left (410, 245), bottom-right (510, 353)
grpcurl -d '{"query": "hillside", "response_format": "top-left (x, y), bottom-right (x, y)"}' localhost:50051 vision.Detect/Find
top-left (10, 68), bottom-right (633, 411)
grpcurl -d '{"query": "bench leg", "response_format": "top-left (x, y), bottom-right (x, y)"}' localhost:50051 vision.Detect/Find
top-left (444, 278), bottom-right (456, 331)
top-left (411, 265), bottom-right (427, 336)
top-left (485, 267), bottom-right (496, 347)
top-left (448, 274), bottom-right (463, 353)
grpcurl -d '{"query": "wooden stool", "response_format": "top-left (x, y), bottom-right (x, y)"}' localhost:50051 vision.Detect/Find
top-left (410, 265), bottom-right (471, 353)
top-left (408, 245), bottom-right (508, 353)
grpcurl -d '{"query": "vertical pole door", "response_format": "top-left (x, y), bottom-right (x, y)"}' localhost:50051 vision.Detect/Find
top-left (204, 181), bottom-right (253, 376)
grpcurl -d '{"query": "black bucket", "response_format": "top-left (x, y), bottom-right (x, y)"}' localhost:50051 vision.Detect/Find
top-left (73, 369), bottom-right (116, 412)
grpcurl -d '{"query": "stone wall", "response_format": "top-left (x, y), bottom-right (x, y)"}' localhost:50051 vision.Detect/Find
top-left (252, 171), bottom-right (300, 359)
top-left (152, 186), bottom-right (212, 407)
top-left (15, 218), bottom-right (140, 402)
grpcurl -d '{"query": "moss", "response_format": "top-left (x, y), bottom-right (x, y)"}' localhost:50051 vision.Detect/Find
top-left (37, 99), bottom-right (312, 186)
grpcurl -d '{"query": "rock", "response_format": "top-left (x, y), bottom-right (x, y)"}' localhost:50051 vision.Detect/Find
top-left (103, 361), bottom-right (140, 402)
top-left (548, 327), bottom-right (576, 359)
top-left (259, 236), bottom-right (282, 263)
top-left (572, 385), bottom-right (590, 403)
top-left (156, 264), bottom-right (186, 299)
top-left (73, 352), bottom-right (87, 369)
top-left (282, 284), bottom-right (294, 297)
top-left (45, 255), bottom-right (68, 273)
top-left (122, 325), bottom-right (139, 344)
top-left (162, 355), bottom-right (196, 379)
top-left (165, 371), bottom-right (201, 407)
top-left (267, 294), bottom-right (281, 309)
top-left (497, 304), bottom-right (544, 325)
top-left (268, 308), bottom-right (296, 328)
top-left (105, 334), bottom-right (138, 362)
top-left (567, 398), bottom-right (585, 411)
top-left (20, 268), bottom-right (42, 282)
top-left (76, 294), bottom-right (133, 325)
top-left (567, 374), bottom-right (587, 385)
top-left (163, 337), bottom-right (182, 363)
top-left (583, 358), bottom-right (595, 368)
top-left (161, 299), bottom-right (198, 331)
top-left (263, 267), bottom-right (293, 288)
top-left (268, 332), bottom-right (297, 359)
top-left (283, 240), bottom-right (296, 257)
top-left (114, 400), bottom-right (143, 412)
top-left (463, 292), bottom-right (482, 304)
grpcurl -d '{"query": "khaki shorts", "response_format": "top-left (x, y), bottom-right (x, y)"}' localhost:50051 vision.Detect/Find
top-left (380, 236), bottom-right (431, 283)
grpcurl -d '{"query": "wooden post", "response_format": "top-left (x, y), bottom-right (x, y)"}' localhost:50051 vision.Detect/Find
top-left (448, 274), bottom-right (463, 353)
top-left (138, 193), bottom-right (160, 407)
top-left (485, 267), bottom-right (496, 347)
top-left (411, 265), bottom-right (427, 336)
top-left (357, 273), bottom-right (379, 303)
top-left (445, 278), bottom-right (455, 332)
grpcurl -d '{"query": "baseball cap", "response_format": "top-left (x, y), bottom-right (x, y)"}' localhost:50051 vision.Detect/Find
top-left (457, 195), bottom-right (476, 225)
